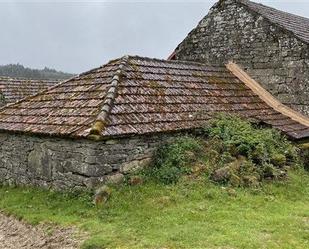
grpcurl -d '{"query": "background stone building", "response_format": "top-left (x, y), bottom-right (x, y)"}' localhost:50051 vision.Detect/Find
top-left (170, 0), bottom-right (309, 116)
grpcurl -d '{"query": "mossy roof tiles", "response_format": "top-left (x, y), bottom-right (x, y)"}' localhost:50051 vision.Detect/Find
top-left (0, 77), bottom-right (58, 104)
top-left (0, 55), bottom-right (307, 140)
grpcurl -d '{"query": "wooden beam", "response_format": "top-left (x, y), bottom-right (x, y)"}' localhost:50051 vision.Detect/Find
top-left (226, 62), bottom-right (309, 127)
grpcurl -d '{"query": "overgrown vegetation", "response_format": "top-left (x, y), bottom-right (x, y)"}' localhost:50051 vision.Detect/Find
top-left (300, 144), bottom-right (309, 171)
top-left (0, 63), bottom-right (74, 80)
top-left (144, 136), bottom-right (205, 184)
top-left (142, 114), bottom-right (302, 187)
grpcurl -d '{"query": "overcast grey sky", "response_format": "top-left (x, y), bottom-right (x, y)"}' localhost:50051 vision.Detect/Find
top-left (0, 0), bottom-right (308, 73)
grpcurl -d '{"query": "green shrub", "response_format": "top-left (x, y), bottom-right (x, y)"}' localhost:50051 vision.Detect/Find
top-left (145, 136), bottom-right (204, 184)
top-left (203, 114), bottom-right (298, 165)
top-left (145, 114), bottom-right (301, 187)
top-left (203, 114), bottom-right (300, 185)
top-left (150, 166), bottom-right (182, 185)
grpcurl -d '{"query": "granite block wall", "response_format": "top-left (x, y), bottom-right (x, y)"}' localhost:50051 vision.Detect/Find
top-left (174, 0), bottom-right (309, 116)
top-left (0, 132), bottom-right (174, 190)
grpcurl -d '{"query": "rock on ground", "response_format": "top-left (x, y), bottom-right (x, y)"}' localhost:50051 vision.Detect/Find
top-left (0, 212), bottom-right (84, 249)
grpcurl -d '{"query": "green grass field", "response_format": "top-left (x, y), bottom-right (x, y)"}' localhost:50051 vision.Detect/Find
top-left (0, 170), bottom-right (308, 249)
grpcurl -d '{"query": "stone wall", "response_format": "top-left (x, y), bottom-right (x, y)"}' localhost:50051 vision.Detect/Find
top-left (0, 132), bottom-right (174, 190)
top-left (174, 0), bottom-right (309, 116)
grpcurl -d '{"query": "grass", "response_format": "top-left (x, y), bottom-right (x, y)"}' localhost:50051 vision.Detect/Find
top-left (0, 170), bottom-right (308, 249)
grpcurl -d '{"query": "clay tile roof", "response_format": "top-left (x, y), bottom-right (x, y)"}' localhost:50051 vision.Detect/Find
top-left (238, 0), bottom-right (309, 44)
top-left (0, 55), bottom-right (308, 140)
top-left (0, 77), bottom-right (59, 105)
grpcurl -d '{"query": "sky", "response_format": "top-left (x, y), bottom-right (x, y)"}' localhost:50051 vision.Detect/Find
top-left (0, 0), bottom-right (309, 73)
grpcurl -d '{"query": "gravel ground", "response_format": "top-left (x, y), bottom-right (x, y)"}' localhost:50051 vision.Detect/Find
top-left (0, 212), bottom-right (84, 249)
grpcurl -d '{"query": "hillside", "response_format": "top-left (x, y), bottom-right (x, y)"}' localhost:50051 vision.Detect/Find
top-left (0, 64), bottom-right (74, 80)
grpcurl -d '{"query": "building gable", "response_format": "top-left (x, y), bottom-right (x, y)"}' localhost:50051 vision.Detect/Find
top-left (238, 0), bottom-right (309, 44)
top-left (171, 0), bottom-right (309, 117)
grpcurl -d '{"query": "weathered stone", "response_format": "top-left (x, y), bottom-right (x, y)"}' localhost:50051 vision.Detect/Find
top-left (0, 132), bottom-right (175, 190)
top-left (120, 158), bottom-right (152, 174)
top-left (211, 166), bottom-right (231, 183)
top-left (105, 173), bottom-right (124, 185)
top-left (84, 156), bottom-right (97, 164)
top-left (105, 139), bottom-right (118, 145)
top-left (28, 145), bottom-right (52, 179)
top-left (174, 0), bottom-right (309, 116)
top-left (94, 185), bottom-right (112, 206)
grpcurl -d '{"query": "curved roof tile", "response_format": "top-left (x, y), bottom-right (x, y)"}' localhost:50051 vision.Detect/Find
top-left (0, 77), bottom-right (58, 105)
top-left (0, 56), bottom-right (307, 140)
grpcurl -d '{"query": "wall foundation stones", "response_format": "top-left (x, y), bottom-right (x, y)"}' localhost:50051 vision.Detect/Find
top-left (0, 132), bottom-right (173, 190)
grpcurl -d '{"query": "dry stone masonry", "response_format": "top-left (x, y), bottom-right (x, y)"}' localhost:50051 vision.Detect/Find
top-left (0, 132), bottom-right (173, 190)
top-left (173, 0), bottom-right (309, 116)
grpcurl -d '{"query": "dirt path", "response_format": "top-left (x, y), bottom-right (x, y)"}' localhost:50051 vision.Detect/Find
top-left (0, 212), bottom-right (84, 249)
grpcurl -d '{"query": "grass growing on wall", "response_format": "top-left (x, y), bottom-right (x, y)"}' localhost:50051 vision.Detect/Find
top-left (0, 169), bottom-right (308, 249)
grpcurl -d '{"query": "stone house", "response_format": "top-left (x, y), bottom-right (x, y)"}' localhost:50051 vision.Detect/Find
top-left (0, 55), bottom-right (308, 189)
top-left (0, 77), bottom-right (58, 106)
top-left (169, 0), bottom-right (309, 116)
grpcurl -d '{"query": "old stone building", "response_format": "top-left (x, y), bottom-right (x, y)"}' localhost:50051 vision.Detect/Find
top-left (0, 77), bottom-right (58, 106)
top-left (170, 0), bottom-right (309, 116)
top-left (0, 55), bottom-right (308, 189)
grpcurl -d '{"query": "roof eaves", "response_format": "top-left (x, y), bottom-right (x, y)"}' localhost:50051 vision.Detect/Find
top-left (88, 55), bottom-right (129, 140)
